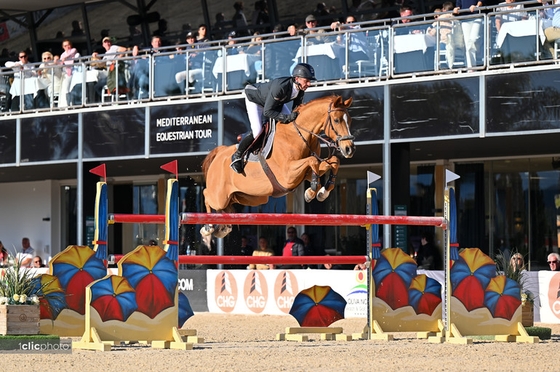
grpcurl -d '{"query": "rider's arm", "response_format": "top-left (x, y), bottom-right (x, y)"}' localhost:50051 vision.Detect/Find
top-left (263, 80), bottom-right (293, 122)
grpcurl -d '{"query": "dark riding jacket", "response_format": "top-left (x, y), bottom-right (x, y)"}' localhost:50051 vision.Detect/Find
top-left (245, 77), bottom-right (304, 123)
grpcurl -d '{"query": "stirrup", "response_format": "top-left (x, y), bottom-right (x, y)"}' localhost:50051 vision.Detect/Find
top-left (230, 157), bottom-right (245, 174)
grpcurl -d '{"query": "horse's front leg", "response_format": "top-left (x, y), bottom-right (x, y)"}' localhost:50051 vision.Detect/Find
top-left (304, 172), bottom-right (322, 203)
top-left (316, 157), bottom-right (340, 202)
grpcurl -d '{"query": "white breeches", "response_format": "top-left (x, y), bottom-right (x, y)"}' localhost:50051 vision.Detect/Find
top-left (245, 97), bottom-right (290, 136)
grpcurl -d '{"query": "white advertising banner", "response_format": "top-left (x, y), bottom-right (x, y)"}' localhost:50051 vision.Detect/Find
top-left (537, 271), bottom-right (560, 323)
top-left (206, 269), bottom-right (368, 318)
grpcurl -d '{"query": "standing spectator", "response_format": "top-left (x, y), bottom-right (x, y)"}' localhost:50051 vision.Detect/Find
top-left (232, 1), bottom-right (250, 36)
top-left (16, 237), bottom-right (34, 268)
top-left (214, 12), bottom-right (229, 40)
top-left (543, 0), bottom-right (560, 58)
top-left (5, 50), bottom-right (37, 111)
top-left (330, 14), bottom-right (369, 76)
top-left (251, 0), bottom-right (271, 33)
top-left (282, 227), bottom-right (305, 269)
top-left (547, 253), bottom-right (560, 271)
top-left (58, 39), bottom-right (80, 107)
top-left (454, 0), bottom-right (484, 69)
top-left (197, 24), bottom-right (211, 43)
top-left (248, 236), bottom-right (275, 270)
top-left (71, 20), bottom-right (85, 36)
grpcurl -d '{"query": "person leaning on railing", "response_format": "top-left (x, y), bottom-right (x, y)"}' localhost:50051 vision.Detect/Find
top-left (454, 0), bottom-right (485, 69)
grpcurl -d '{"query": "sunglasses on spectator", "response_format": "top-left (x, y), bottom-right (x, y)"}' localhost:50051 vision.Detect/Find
top-left (548, 260), bottom-right (558, 264)
top-left (43, 57), bottom-right (52, 61)
top-left (19, 55), bottom-right (27, 59)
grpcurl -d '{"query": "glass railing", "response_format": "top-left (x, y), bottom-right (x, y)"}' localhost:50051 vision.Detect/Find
top-left (0, 3), bottom-right (557, 115)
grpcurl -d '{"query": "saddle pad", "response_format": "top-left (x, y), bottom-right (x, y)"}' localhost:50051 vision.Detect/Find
top-left (247, 120), bottom-right (275, 162)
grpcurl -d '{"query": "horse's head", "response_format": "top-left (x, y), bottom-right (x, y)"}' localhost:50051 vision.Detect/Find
top-left (324, 96), bottom-right (355, 159)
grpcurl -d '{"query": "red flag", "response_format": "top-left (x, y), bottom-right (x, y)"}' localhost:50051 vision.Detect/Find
top-left (89, 164), bottom-right (106, 181)
top-left (160, 160), bottom-right (178, 178)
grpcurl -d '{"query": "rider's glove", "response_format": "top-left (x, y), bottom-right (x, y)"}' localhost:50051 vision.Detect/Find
top-left (284, 111), bottom-right (299, 123)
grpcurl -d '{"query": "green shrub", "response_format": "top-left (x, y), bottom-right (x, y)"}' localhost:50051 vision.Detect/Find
top-left (525, 327), bottom-right (551, 340)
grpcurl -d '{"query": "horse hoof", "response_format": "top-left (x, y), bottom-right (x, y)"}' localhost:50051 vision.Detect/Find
top-left (317, 187), bottom-right (329, 202)
top-left (213, 224), bottom-right (232, 239)
top-left (200, 225), bottom-right (214, 236)
top-left (304, 188), bottom-right (315, 203)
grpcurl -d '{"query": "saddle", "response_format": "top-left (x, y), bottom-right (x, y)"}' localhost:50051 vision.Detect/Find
top-left (244, 120), bottom-right (276, 163)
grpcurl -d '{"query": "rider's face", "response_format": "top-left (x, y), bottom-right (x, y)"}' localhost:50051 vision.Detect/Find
top-left (295, 77), bottom-right (312, 91)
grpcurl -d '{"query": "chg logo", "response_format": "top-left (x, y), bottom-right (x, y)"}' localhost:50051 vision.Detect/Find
top-left (214, 271), bottom-right (238, 313)
top-left (243, 271), bottom-right (268, 313)
top-left (273, 271), bottom-right (299, 314)
top-left (547, 273), bottom-right (560, 319)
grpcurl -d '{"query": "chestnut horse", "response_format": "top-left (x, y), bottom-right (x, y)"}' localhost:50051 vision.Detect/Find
top-left (201, 95), bottom-right (355, 238)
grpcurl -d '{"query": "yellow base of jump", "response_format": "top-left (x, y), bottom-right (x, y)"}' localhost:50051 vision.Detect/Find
top-left (72, 326), bottom-right (193, 351)
top-left (177, 328), bottom-right (205, 344)
top-left (426, 320), bottom-right (539, 344)
top-left (276, 327), bottom-right (351, 342)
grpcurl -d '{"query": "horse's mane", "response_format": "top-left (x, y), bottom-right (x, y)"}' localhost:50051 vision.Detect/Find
top-left (296, 95), bottom-right (340, 112)
top-left (202, 146), bottom-right (224, 179)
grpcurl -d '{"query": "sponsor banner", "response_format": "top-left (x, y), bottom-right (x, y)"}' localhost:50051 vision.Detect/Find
top-left (537, 271), bottom-right (560, 323)
top-left (178, 269), bottom-right (208, 312)
top-left (207, 269), bottom-right (367, 317)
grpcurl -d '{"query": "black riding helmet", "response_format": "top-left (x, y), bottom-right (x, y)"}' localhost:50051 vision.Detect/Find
top-left (292, 63), bottom-right (316, 81)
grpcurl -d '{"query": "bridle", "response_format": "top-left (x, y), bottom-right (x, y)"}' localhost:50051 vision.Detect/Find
top-left (291, 101), bottom-right (354, 163)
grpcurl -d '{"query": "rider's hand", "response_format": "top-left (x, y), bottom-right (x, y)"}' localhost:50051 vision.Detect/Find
top-left (285, 111), bottom-right (298, 123)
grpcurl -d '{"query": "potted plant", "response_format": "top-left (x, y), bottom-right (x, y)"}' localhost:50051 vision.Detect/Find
top-left (0, 254), bottom-right (53, 335)
top-left (495, 250), bottom-right (535, 327)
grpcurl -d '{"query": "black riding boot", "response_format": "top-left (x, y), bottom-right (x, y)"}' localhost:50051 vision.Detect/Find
top-left (230, 133), bottom-right (254, 174)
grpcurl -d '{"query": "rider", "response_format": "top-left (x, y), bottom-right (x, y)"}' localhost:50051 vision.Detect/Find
top-left (230, 63), bottom-right (317, 174)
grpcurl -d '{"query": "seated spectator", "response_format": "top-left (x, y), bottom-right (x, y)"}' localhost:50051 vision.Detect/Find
top-left (416, 232), bottom-right (440, 269)
top-left (495, 0), bottom-right (526, 32)
top-left (39, 51), bottom-right (62, 105)
top-left (354, 262), bottom-right (367, 270)
top-left (174, 32), bottom-right (204, 94)
top-left (543, 0), bottom-right (560, 58)
top-left (304, 14), bottom-right (326, 44)
top-left (331, 15), bottom-right (370, 76)
top-left (242, 32), bottom-right (264, 55)
top-left (427, 1), bottom-right (463, 69)
top-left (548, 252), bottom-right (560, 271)
top-left (16, 237), bottom-right (34, 268)
top-left (226, 31), bottom-right (242, 55)
top-left (510, 253), bottom-right (525, 271)
top-left (92, 37), bottom-right (128, 102)
top-left (32, 255), bottom-right (45, 268)
top-left (394, 6), bottom-right (426, 35)
top-left (128, 35), bottom-right (163, 99)
top-left (248, 236), bottom-right (275, 270)
top-left (197, 24), bottom-right (211, 43)
top-left (5, 50), bottom-right (47, 111)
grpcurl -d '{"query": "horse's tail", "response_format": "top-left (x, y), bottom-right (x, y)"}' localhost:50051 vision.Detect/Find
top-left (202, 146), bottom-right (226, 179)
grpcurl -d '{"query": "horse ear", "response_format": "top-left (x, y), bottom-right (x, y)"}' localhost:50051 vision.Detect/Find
top-left (333, 95), bottom-right (342, 106)
top-left (343, 97), bottom-right (353, 107)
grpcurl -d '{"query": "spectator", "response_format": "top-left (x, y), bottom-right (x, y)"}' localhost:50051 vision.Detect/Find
top-left (39, 51), bottom-right (62, 105)
top-left (510, 252), bottom-right (525, 271)
top-left (416, 232), bottom-right (440, 270)
top-left (321, 254), bottom-right (343, 270)
top-left (354, 262), bottom-right (367, 270)
top-left (0, 241), bottom-right (7, 266)
top-left (71, 20), bottom-right (84, 36)
top-left (214, 12), bottom-right (229, 40)
top-left (32, 255), bottom-right (45, 268)
top-left (93, 36), bottom-right (127, 102)
top-left (394, 6), bottom-right (426, 35)
top-left (287, 24), bottom-right (298, 37)
top-left (281, 227), bottom-right (305, 269)
top-left (242, 32), bottom-right (264, 55)
top-left (226, 31), bottom-right (241, 55)
top-left (330, 14), bottom-right (369, 76)
top-left (495, 0), bottom-right (525, 32)
top-left (16, 237), bottom-right (34, 268)
top-left (197, 24), bottom-right (211, 43)
top-left (5, 50), bottom-right (38, 110)
top-left (248, 236), bottom-right (275, 270)
top-left (239, 235), bottom-right (253, 255)
top-left (543, 0), bottom-right (560, 58)
top-left (129, 35), bottom-right (162, 99)
top-left (58, 39), bottom-right (80, 107)
top-left (453, 0), bottom-right (485, 69)
top-left (251, 0), bottom-right (271, 33)
top-left (427, 1), bottom-right (461, 69)
top-left (313, 2), bottom-right (331, 26)
top-left (232, 1), bottom-right (250, 37)
top-left (153, 18), bottom-right (168, 37)
top-left (304, 14), bottom-right (325, 44)
top-left (174, 31), bottom-right (204, 94)
top-left (547, 252), bottom-right (560, 271)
